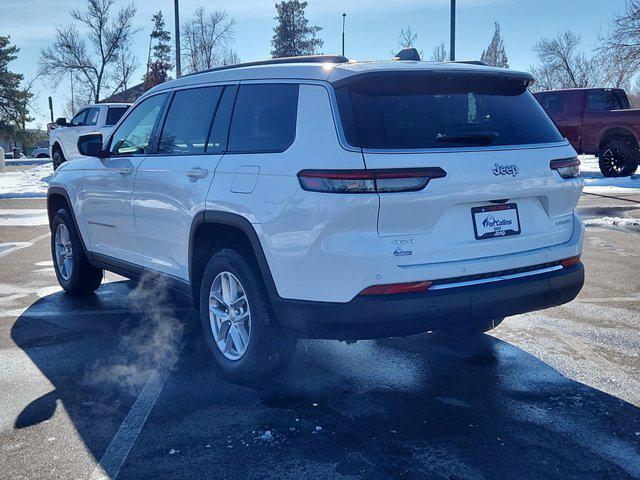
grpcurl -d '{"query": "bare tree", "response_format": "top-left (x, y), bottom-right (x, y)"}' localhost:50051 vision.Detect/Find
top-left (394, 26), bottom-right (422, 58)
top-left (111, 42), bottom-right (137, 94)
top-left (530, 31), bottom-right (599, 91)
top-left (398, 26), bottom-right (418, 48)
top-left (598, 0), bottom-right (640, 90)
top-left (430, 42), bottom-right (448, 62)
top-left (181, 7), bottom-right (238, 73)
top-left (38, 0), bottom-right (137, 103)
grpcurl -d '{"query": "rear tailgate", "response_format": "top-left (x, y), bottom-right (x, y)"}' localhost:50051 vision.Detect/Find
top-left (333, 69), bottom-right (582, 267)
top-left (365, 145), bottom-right (581, 266)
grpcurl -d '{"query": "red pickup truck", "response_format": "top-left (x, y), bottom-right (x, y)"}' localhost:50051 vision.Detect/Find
top-left (534, 88), bottom-right (640, 177)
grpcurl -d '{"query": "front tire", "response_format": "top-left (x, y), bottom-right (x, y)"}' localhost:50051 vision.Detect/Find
top-left (599, 140), bottom-right (639, 177)
top-left (51, 209), bottom-right (103, 295)
top-left (199, 248), bottom-right (296, 384)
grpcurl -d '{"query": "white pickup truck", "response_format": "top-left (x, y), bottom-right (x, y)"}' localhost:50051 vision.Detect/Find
top-left (49, 103), bottom-right (130, 169)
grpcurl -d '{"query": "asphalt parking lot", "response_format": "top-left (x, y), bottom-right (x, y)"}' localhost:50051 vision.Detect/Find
top-left (1, 193), bottom-right (639, 480)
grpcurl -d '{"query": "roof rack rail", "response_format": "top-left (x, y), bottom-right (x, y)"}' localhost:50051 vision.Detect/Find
top-left (451, 60), bottom-right (487, 66)
top-left (182, 54), bottom-right (349, 78)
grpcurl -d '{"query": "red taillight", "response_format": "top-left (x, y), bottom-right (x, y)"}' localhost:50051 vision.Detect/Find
top-left (550, 157), bottom-right (580, 179)
top-left (359, 281), bottom-right (433, 296)
top-left (561, 255), bottom-right (581, 268)
top-left (298, 168), bottom-right (446, 193)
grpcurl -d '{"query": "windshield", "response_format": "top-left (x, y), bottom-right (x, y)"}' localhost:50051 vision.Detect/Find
top-left (335, 73), bottom-right (564, 149)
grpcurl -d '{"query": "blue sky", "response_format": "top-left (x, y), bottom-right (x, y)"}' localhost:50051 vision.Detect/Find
top-left (0, 0), bottom-right (627, 128)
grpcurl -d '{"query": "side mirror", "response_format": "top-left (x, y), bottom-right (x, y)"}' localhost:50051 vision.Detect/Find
top-left (55, 117), bottom-right (68, 127)
top-left (78, 133), bottom-right (107, 158)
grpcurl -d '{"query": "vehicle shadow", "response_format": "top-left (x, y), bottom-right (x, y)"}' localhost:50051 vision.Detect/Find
top-left (10, 284), bottom-right (640, 480)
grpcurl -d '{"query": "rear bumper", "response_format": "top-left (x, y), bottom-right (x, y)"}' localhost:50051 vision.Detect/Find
top-left (272, 263), bottom-right (584, 340)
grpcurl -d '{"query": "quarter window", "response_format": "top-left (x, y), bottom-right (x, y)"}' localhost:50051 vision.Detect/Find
top-left (110, 94), bottom-right (167, 155)
top-left (158, 87), bottom-right (223, 155)
top-left (227, 84), bottom-right (298, 153)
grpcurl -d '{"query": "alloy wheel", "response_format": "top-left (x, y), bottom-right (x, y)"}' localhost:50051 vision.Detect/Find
top-left (208, 271), bottom-right (251, 361)
top-left (601, 147), bottom-right (626, 176)
top-left (54, 223), bottom-right (73, 281)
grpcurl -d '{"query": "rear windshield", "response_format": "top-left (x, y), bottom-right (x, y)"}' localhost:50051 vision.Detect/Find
top-left (335, 73), bottom-right (563, 149)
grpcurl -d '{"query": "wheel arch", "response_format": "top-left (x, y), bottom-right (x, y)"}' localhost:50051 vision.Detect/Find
top-left (598, 127), bottom-right (640, 152)
top-left (47, 187), bottom-right (89, 254)
top-left (189, 211), bottom-right (279, 303)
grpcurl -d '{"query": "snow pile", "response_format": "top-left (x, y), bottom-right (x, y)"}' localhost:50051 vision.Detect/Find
top-left (5, 158), bottom-right (51, 166)
top-left (0, 209), bottom-right (49, 226)
top-left (582, 217), bottom-right (640, 228)
top-left (0, 163), bottom-right (53, 199)
top-left (580, 155), bottom-right (640, 194)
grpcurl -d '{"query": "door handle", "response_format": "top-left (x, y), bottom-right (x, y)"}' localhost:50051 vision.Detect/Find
top-left (186, 167), bottom-right (209, 179)
top-left (118, 166), bottom-right (134, 176)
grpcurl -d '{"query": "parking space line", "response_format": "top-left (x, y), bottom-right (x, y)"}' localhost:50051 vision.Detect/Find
top-left (88, 315), bottom-right (194, 480)
top-left (0, 233), bottom-right (49, 258)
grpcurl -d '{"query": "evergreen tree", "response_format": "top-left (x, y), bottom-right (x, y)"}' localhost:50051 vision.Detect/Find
top-left (271, 1), bottom-right (323, 58)
top-left (0, 36), bottom-right (33, 152)
top-left (144, 11), bottom-right (172, 89)
top-left (481, 22), bottom-right (509, 68)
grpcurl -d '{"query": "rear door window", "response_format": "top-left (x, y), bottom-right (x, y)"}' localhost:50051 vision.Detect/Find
top-left (227, 84), bottom-right (299, 153)
top-left (538, 92), bottom-right (566, 114)
top-left (85, 107), bottom-right (100, 126)
top-left (335, 74), bottom-right (564, 149)
top-left (106, 107), bottom-right (129, 126)
top-left (158, 86), bottom-right (223, 155)
top-left (587, 90), bottom-right (624, 111)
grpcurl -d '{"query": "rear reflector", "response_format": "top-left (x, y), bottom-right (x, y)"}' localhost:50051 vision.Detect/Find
top-left (560, 255), bottom-right (581, 268)
top-left (298, 168), bottom-right (446, 193)
top-left (550, 157), bottom-right (580, 179)
top-left (359, 281), bottom-right (432, 296)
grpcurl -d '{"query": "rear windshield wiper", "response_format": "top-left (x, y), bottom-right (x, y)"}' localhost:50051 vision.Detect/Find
top-left (436, 132), bottom-right (498, 144)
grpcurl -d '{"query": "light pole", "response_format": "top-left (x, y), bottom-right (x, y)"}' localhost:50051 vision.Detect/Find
top-left (449, 0), bottom-right (456, 61)
top-left (341, 13), bottom-right (346, 57)
top-left (174, 0), bottom-right (181, 77)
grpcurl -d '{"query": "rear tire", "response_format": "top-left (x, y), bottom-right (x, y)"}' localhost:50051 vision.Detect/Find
top-left (51, 209), bottom-right (103, 295)
top-left (598, 139), bottom-right (639, 177)
top-left (52, 147), bottom-right (65, 170)
top-left (199, 248), bottom-right (296, 384)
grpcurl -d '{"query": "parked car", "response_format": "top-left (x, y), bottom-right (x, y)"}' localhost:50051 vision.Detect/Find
top-left (47, 55), bottom-right (584, 383)
top-left (3, 151), bottom-right (26, 159)
top-left (31, 147), bottom-right (50, 158)
top-left (534, 88), bottom-right (640, 177)
top-left (48, 103), bottom-right (130, 169)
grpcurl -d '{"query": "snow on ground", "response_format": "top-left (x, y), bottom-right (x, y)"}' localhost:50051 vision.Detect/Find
top-left (580, 155), bottom-right (640, 195)
top-left (582, 217), bottom-right (640, 228)
top-left (0, 209), bottom-right (49, 226)
top-left (0, 163), bottom-right (52, 199)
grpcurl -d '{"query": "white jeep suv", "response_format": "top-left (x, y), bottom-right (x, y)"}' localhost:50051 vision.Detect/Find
top-left (47, 55), bottom-right (584, 382)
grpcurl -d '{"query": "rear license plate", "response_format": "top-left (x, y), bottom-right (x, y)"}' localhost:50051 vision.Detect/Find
top-left (472, 203), bottom-right (521, 240)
